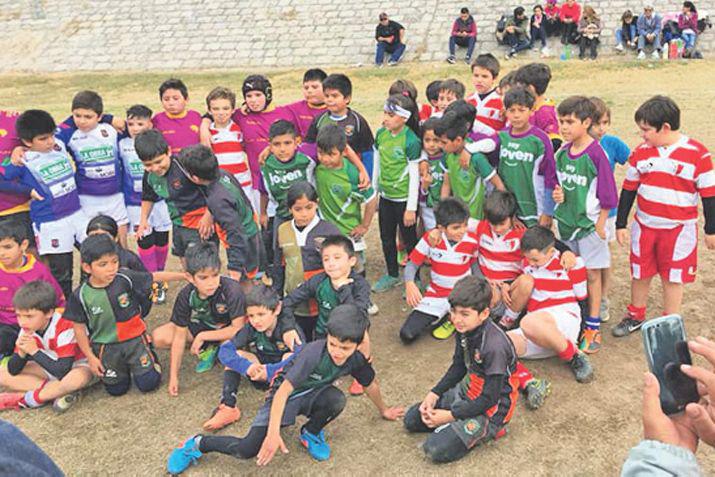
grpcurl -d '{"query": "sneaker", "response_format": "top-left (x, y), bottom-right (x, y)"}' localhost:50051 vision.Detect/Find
top-left (464, 56), bottom-right (471, 64)
top-left (0, 392), bottom-right (22, 410)
top-left (156, 282), bottom-right (168, 305)
top-left (505, 51), bottom-right (513, 60)
top-left (637, 50), bottom-right (646, 60)
top-left (151, 282), bottom-right (160, 303)
top-left (52, 393), bottom-right (79, 413)
top-left (375, 63), bottom-right (384, 69)
top-left (540, 46), bottom-right (551, 58)
top-left (651, 50), bottom-right (660, 60)
top-left (612, 316), bottom-right (644, 338)
top-left (524, 378), bottom-right (551, 410)
top-left (167, 435), bottom-right (203, 475)
top-left (579, 329), bottom-right (602, 354)
top-left (202, 404), bottom-right (241, 431)
top-left (348, 379), bottom-right (364, 396)
top-left (387, 60), bottom-right (398, 67)
top-left (599, 298), bottom-right (610, 322)
top-left (446, 55), bottom-right (456, 64)
top-left (372, 274), bottom-right (401, 293)
top-left (300, 428), bottom-right (331, 461)
top-left (432, 320), bottom-right (455, 340)
top-left (195, 345), bottom-right (218, 373)
top-left (569, 351), bottom-right (594, 383)
top-left (615, 43), bottom-right (624, 52)
top-left (367, 302), bottom-right (379, 316)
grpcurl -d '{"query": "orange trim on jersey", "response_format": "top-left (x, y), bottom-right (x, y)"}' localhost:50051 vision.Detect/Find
top-left (116, 314), bottom-right (147, 342)
top-left (0, 253), bottom-right (36, 273)
top-left (0, 202), bottom-right (30, 216)
top-left (165, 110), bottom-right (188, 120)
top-left (304, 268), bottom-right (323, 315)
top-left (502, 374), bottom-right (520, 424)
top-left (181, 207), bottom-right (209, 229)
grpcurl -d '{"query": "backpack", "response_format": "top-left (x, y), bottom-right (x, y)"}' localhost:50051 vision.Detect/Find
top-left (495, 14), bottom-right (509, 45)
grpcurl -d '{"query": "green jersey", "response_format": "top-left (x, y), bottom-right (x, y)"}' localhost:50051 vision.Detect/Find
top-left (445, 150), bottom-right (495, 219)
top-left (374, 127), bottom-right (422, 201)
top-left (315, 158), bottom-right (376, 235)
top-left (260, 152), bottom-right (315, 219)
top-left (422, 154), bottom-right (447, 208)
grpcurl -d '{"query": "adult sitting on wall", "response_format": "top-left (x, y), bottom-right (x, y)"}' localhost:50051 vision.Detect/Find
top-left (637, 4), bottom-right (663, 59)
top-left (447, 7), bottom-right (477, 64)
top-left (503, 7), bottom-right (531, 59)
top-left (375, 12), bottom-right (406, 67)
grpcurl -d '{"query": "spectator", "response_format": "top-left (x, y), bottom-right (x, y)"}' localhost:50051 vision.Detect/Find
top-left (636, 5), bottom-right (663, 60)
top-left (544, 0), bottom-right (562, 37)
top-left (559, 0), bottom-right (582, 44)
top-left (530, 5), bottom-right (550, 56)
top-left (578, 6), bottom-right (602, 59)
top-left (447, 7), bottom-right (477, 64)
top-left (504, 6), bottom-right (531, 59)
top-left (615, 10), bottom-right (639, 52)
top-left (678, 1), bottom-right (699, 54)
top-left (375, 12), bottom-right (406, 67)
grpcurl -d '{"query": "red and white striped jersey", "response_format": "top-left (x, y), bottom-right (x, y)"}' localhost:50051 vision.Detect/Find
top-left (409, 231), bottom-right (479, 298)
top-left (467, 90), bottom-right (506, 136)
top-left (16, 312), bottom-right (84, 361)
top-left (472, 220), bottom-right (524, 282)
top-left (209, 121), bottom-right (252, 189)
top-left (523, 251), bottom-right (587, 312)
top-left (623, 135), bottom-right (715, 229)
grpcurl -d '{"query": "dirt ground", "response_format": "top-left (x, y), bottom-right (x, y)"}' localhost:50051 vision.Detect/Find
top-left (1, 58), bottom-right (715, 476)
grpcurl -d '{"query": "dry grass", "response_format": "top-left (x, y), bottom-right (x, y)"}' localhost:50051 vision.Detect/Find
top-left (1, 58), bottom-right (715, 476)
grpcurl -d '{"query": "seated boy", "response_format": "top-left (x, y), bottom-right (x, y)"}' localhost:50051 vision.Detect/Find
top-left (202, 284), bottom-right (304, 431)
top-left (403, 275), bottom-right (518, 464)
top-left (64, 234), bottom-right (185, 396)
top-left (167, 304), bottom-right (403, 472)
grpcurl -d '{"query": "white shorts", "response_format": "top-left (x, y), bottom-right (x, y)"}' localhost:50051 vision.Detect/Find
top-left (34, 209), bottom-right (89, 255)
top-left (420, 204), bottom-right (436, 231)
top-left (562, 231), bottom-right (610, 269)
top-left (79, 193), bottom-right (129, 226)
top-left (126, 202), bottom-right (172, 235)
top-left (512, 303), bottom-right (581, 359)
top-left (415, 294), bottom-right (451, 319)
top-left (606, 216), bottom-right (616, 243)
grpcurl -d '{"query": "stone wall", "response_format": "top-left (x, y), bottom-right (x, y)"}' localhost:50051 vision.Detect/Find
top-left (0, 0), bottom-right (713, 72)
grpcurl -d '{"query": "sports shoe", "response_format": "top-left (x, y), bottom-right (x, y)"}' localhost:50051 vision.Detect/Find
top-left (349, 379), bottom-right (364, 396)
top-left (569, 351), bottom-right (594, 383)
top-left (464, 56), bottom-right (472, 64)
top-left (651, 50), bottom-right (660, 60)
top-left (53, 393), bottom-right (79, 413)
top-left (0, 392), bottom-right (22, 410)
top-left (524, 378), bottom-right (551, 410)
top-left (367, 302), bottom-right (379, 316)
top-left (599, 298), bottom-right (610, 322)
top-left (446, 55), bottom-right (456, 64)
top-left (505, 51), bottom-right (513, 60)
top-left (167, 435), bottom-right (203, 475)
top-left (432, 320), bottom-right (455, 340)
top-left (637, 50), bottom-right (646, 60)
top-left (202, 404), bottom-right (241, 431)
top-left (372, 274), bottom-right (401, 293)
top-left (540, 46), bottom-right (551, 58)
top-left (300, 428), bottom-right (331, 461)
top-left (615, 43), bottom-right (624, 52)
top-left (612, 316), bottom-right (644, 337)
top-left (579, 329), bottom-right (602, 354)
top-left (387, 60), bottom-right (398, 67)
top-left (157, 282), bottom-right (168, 305)
top-left (195, 345), bottom-right (218, 373)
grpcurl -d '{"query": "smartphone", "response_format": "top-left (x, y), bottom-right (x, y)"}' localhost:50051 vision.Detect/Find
top-left (642, 314), bottom-right (699, 415)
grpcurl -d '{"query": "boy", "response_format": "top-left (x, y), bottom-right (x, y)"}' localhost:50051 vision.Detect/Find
top-left (167, 304), bottom-right (403, 473)
top-left (403, 275), bottom-right (518, 464)
top-left (466, 54), bottom-right (506, 136)
top-left (283, 68), bottom-right (328, 142)
top-left (513, 63), bottom-right (562, 150)
top-left (55, 91), bottom-right (129, 247)
top-left (436, 78), bottom-right (466, 113)
top-left (152, 78), bottom-right (202, 155)
top-left (553, 96), bottom-right (618, 353)
top-left (0, 281), bottom-right (91, 412)
top-left (614, 95), bottom-right (715, 336)
top-left (64, 234), bottom-right (185, 396)
top-left (203, 284), bottom-right (303, 431)
top-left (418, 118), bottom-right (447, 230)
top-left (0, 222), bottom-right (64, 358)
top-left (419, 80), bottom-right (442, 124)
top-left (151, 243), bottom-right (247, 396)
top-left (1, 110), bottom-right (89, 298)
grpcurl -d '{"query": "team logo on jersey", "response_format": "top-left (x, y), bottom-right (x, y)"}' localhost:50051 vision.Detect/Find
top-left (473, 350), bottom-right (482, 364)
top-left (463, 418), bottom-right (481, 436)
top-left (140, 353), bottom-right (150, 367)
top-left (101, 129), bottom-right (109, 138)
top-left (172, 179), bottom-right (182, 190)
top-left (215, 303), bottom-right (228, 315)
top-left (190, 125), bottom-right (199, 133)
top-left (344, 125), bottom-right (355, 137)
top-left (117, 292), bottom-right (130, 308)
top-left (53, 144), bottom-right (62, 151)
top-left (0, 128), bottom-right (7, 137)
top-left (51, 239), bottom-right (59, 248)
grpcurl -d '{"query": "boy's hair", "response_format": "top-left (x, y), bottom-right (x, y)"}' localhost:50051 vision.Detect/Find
top-left (388, 79), bottom-right (418, 101)
top-left (320, 234), bottom-right (355, 258)
top-left (499, 70), bottom-right (517, 91)
top-left (448, 275), bottom-right (492, 313)
top-left (80, 234), bottom-right (119, 265)
top-left (513, 63), bottom-right (552, 96)
top-left (443, 99), bottom-right (477, 130)
top-left (557, 96), bottom-right (598, 123)
top-left (520, 225), bottom-right (555, 252)
top-left (484, 190), bottom-right (518, 224)
top-left (513, 6), bottom-right (525, 17)
top-left (589, 96), bottom-right (610, 123)
top-left (71, 90), bottom-right (103, 115)
top-left (434, 198), bottom-right (469, 227)
top-left (245, 283), bottom-right (280, 311)
top-left (504, 86), bottom-right (536, 109)
top-left (425, 80), bottom-right (442, 103)
top-left (126, 104), bottom-right (153, 120)
top-left (180, 144), bottom-right (219, 181)
top-left (12, 281), bottom-right (57, 313)
top-left (206, 86), bottom-right (237, 109)
top-left (634, 95), bottom-right (680, 132)
top-left (135, 129), bottom-right (170, 162)
top-left (159, 78), bottom-right (188, 100)
top-left (472, 53), bottom-right (500, 78)
top-left (303, 68), bottom-right (328, 83)
top-left (15, 110), bottom-right (56, 143)
top-left (87, 214), bottom-right (119, 239)
top-left (269, 119), bottom-right (297, 140)
top-left (434, 110), bottom-right (470, 140)
top-left (0, 221), bottom-right (28, 245)
top-left (316, 124), bottom-right (347, 154)
top-left (286, 181), bottom-right (318, 209)
top-left (322, 74), bottom-right (352, 98)
top-left (185, 242), bottom-right (221, 275)
top-left (439, 78), bottom-right (466, 99)
top-left (326, 304), bottom-right (368, 343)
top-left (421, 117), bottom-right (441, 135)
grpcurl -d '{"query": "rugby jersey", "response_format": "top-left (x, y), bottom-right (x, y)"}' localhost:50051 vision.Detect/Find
top-left (16, 312), bottom-right (83, 362)
top-left (523, 251), bottom-right (587, 312)
top-left (118, 135), bottom-right (144, 206)
top-left (473, 220), bottom-right (525, 282)
top-left (467, 89), bottom-right (506, 136)
top-left (0, 110), bottom-right (30, 216)
top-left (530, 99), bottom-right (561, 141)
top-left (283, 100), bottom-right (327, 141)
top-left (152, 110), bottom-right (202, 155)
top-left (209, 120), bottom-right (252, 190)
top-left (0, 254), bottom-right (65, 326)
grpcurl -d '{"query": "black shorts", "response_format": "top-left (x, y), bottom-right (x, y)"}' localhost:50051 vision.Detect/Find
top-left (92, 334), bottom-right (160, 385)
top-left (171, 225), bottom-right (218, 258)
top-left (0, 211), bottom-right (36, 248)
top-left (187, 321), bottom-right (215, 340)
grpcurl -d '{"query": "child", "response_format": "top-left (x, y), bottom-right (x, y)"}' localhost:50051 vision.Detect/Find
top-left (203, 284), bottom-right (304, 431)
top-left (167, 304), bottom-right (403, 473)
top-left (559, 0), bottom-right (582, 45)
top-left (418, 118), bottom-right (447, 230)
top-left (553, 96), bottom-right (618, 353)
top-left (530, 5), bottom-right (549, 55)
top-left (86, 215), bottom-right (146, 273)
top-left (403, 275), bottom-right (518, 464)
top-left (283, 68), bottom-right (328, 142)
top-left (0, 281), bottom-right (91, 412)
top-left (0, 222), bottom-right (64, 358)
top-left (544, 0), bottom-right (562, 37)
top-left (2, 110), bottom-right (89, 298)
top-left (577, 6), bottom-right (602, 60)
top-left (419, 80), bottom-right (442, 123)
top-left (152, 78), bottom-right (202, 155)
top-left (678, 2), bottom-right (699, 54)
top-left (371, 94), bottom-right (422, 293)
top-left (513, 63), bottom-right (562, 150)
top-left (615, 10), bottom-right (639, 51)
top-left (466, 54), bottom-right (506, 137)
top-left (64, 234), bottom-right (184, 396)
top-left (614, 95), bottom-right (715, 336)
top-left (151, 243), bottom-right (247, 396)
top-left (55, 91), bottom-right (129, 248)
top-left (435, 78), bottom-right (466, 113)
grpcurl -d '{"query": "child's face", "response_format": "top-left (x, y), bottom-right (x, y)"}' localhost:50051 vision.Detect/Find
top-left (187, 267), bottom-right (221, 298)
top-left (23, 133), bottom-right (56, 153)
top-left (126, 116), bottom-right (152, 138)
top-left (317, 147), bottom-right (343, 169)
top-left (269, 133), bottom-right (297, 162)
top-left (558, 114), bottom-right (592, 143)
top-left (490, 217), bottom-right (513, 235)
top-left (72, 108), bottom-right (101, 133)
top-left (16, 308), bottom-right (53, 334)
top-left (534, 6), bottom-right (543, 15)
top-left (439, 221), bottom-right (468, 242)
top-left (437, 90), bottom-right (457, 111)
top-left (290, 196), bottom-right (318, 227)
top-left (591, 114), bottom-right (610, 140)
top-left (439, 134), bottom-right (464, 154)
top-left (0, 237), bottom-right (27, 269)
top-left (321, 245), bottom-right (356, 280)
top-left (422, 129), bottom-right (442, 156)
top-left (303, 80), bottom-right (325, 106)
top-left (449, 305), bottom-right (490, 334)
top-left (637, 121), bottom-right (670, 147)
top-left (246, 305), bottom-right (279, 333)
top-left (244, 91), bottom-right (267, 112)
top-left (82, 253), bottom-right (120, 286)
top-left (161, 88), bottom-right (188, 116)
top-left (472, 66), bottom-right (496, 95)
top-left (142, 153), bottom-right (172, 177)
top-left (382, 111), bottom-right (406, 132)
top-left (326, 334), bottom-right (359, 366)
top-left (324, 89), bottom-right (350, 114)
top-left (208, 98), bottom-right (234, 126)
top-left (523, 247), bottom-right (553, 268)
top-left (506, 104), bottom-right (532, 130)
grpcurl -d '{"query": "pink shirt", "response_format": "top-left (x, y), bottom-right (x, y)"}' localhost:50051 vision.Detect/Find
top-left (152, 110), bottom-right (202, 156)
top-left (0, 254), bottom-right (65, 326)
top-left (530, 100), bottom-right (561, 139)
top-left (283, 100), bottom-right (327, 142)
top-left (0, 111), bottom-right (30, 216)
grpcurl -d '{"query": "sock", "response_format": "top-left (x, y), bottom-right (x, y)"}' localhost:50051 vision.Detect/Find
top-left (515, 361), bottom-right (534, 390)
top-left (19, 389), bottom-right (45, 408)
top-left (137, 245), bottom-right (157, 272)
top-left (627, 304), bottom-right (647, 322)
top-left (154, 244), bottom-right (169, 271)
top-left (558, 341), bottom-right (577, 362)
top-left (585, 316), bottom-right (601, 331)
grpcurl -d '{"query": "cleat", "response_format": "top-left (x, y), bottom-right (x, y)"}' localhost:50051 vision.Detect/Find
top-left (348, 379), bottom-right (364, 396)
top-left (432, 320), bottom-right (455, 340)
top-left (195, 346), bottom-right (218, 373)
top-left (367, 303), bottom-right (379, 316)
top-left (167, 435), bottom-right (203, 475)
top-left (52, 392), bottom-right (79, 413)
top-left (579, 329), bottom-right (602, 354)
top-left (202, 404), bottom-right (241, 431)
top-left (524, 378), bottom-right (551, 410)
top-left (300, 428), bottom-right (331, 461)
top-left (569, 351), bottom-right (594, 383)
top-left (612, 316), bottom-right (644, 338)
top-left (0, 392), bottom-right (22, 410)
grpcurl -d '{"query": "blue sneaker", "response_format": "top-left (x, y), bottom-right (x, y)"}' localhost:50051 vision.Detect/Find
top-left (167, 435), bottom-right (202, 475)
top-left (300, 428), bottom-right (331, 461)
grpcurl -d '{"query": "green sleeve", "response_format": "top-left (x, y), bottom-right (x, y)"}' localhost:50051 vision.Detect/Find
top-left (405, 130), bottom-right (422, 161)
top-left (347, 163), bottom-right (375, 202)
top-left (470, 153), bottom-right (494, 179)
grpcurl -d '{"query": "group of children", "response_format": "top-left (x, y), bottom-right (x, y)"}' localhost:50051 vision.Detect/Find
top-left (0, 50), bottom-right (713, 471)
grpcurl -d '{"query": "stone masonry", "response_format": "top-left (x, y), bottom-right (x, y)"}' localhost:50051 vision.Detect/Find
top-left (0, 0), bottom-right (712, 72)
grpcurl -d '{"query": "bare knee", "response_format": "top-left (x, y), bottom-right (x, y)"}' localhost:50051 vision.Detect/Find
top-left (151, 323), bottom-right (176, 349)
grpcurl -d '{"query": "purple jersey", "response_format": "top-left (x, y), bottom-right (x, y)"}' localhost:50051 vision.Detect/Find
top-left (118, 135), bottom-right (143, 206)
top-left (152, 110), bottom-right (202, 156)
top-left (283, 100), bottom-right (327, 142)
top-left (530, 100), bottom-right (561, 140)
top-left (0, 111), bottom-right (31, 216)
top-left (0, 254), bottom-right (65, 326)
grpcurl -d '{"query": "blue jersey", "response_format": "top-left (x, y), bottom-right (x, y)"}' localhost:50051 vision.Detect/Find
top-left (600, 134), bottom-right (630, 218)
top-left (118, 135), bottom-right (143, 206)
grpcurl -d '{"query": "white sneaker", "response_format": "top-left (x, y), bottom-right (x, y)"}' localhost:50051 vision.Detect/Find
top-left (637, 51), bottom-right (646, 60)
top-left (367, 303), bottom-right (379, 316)
top-left (541, 46), bottom-right (550, 57)
top-left (662, 50), bottom-right (668, 60)
top-left (615, 43), bottom-right (624, 52)
top-left (651, 50), bottom-right (660, 60)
